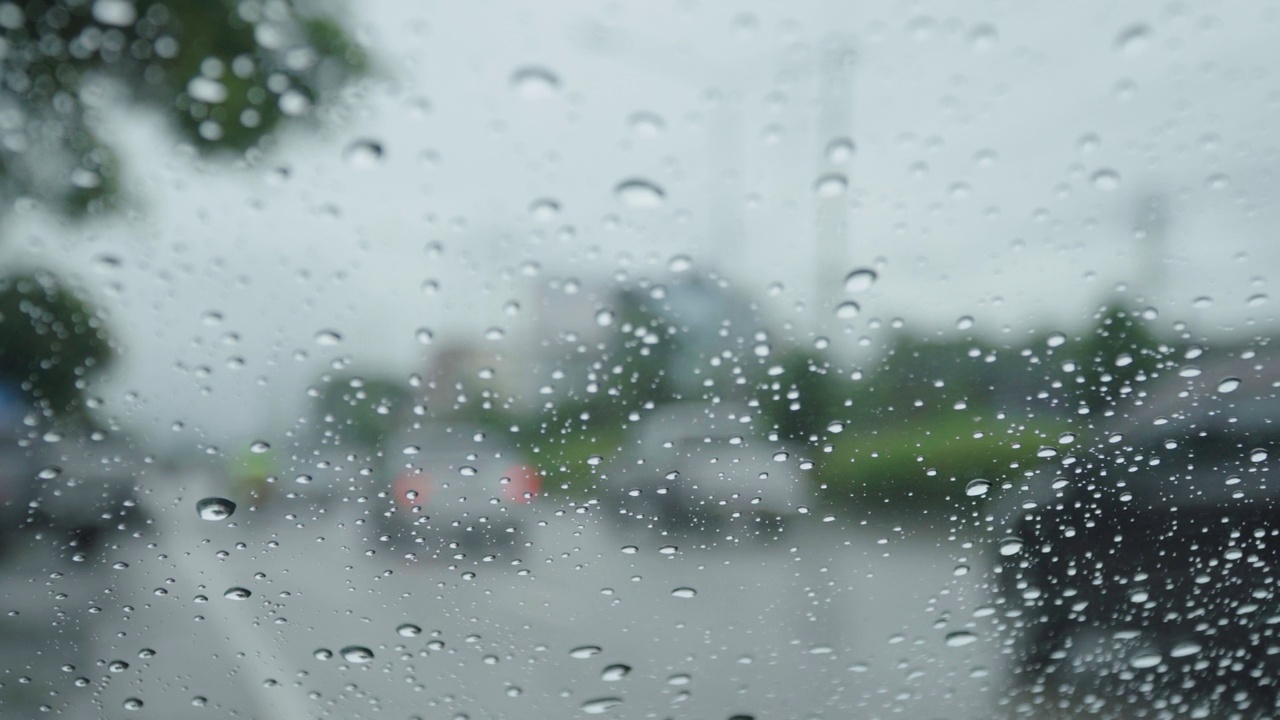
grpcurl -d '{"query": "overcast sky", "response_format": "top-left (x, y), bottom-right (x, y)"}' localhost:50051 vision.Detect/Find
top-left (4, 0), bottom-right (1277, 445)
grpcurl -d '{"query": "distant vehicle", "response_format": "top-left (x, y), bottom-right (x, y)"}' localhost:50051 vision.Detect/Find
top-left (0, 427), bottom-right (40, 554)
top-left (603, 402), bottom-right (811, 537)
top-left (32, 432), bottom-right (143, 549)
top-left (379, 422), bottom-right (541, 556)
top-left (994, 348), bottom-right (1280, 706)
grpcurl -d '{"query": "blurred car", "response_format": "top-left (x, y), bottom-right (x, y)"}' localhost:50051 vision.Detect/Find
top-left (0, 425), bottom-right (40, 555)
top-left (994, 348), bottom-right (1280, 707)
top-left (603, 402), bottom-right (811, 537)
top-left (31, 432), bottom-right (143, 550)
top-left (378, 422), bottom-right (541, 556)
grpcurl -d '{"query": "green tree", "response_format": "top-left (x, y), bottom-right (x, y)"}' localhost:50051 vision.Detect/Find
top-left (311, 372), bottom-right (411, 450)
top-left (0, 1), bottom-right (364, 418)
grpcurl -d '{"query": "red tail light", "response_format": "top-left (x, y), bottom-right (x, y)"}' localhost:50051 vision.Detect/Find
top-left (502, 464), bottom-right (542, 504)
top-left (393, 471), bottom-right (432, 510)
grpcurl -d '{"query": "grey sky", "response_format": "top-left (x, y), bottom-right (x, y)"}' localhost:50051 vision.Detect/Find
top-left (3, 0), bottom-right (1276, 443)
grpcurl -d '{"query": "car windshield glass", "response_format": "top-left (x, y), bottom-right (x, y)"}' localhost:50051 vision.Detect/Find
top-left (1, 2), bottom-right (1278, 719)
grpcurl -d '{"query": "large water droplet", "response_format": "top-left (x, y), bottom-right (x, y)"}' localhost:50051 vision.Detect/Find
top-left (843, 268), bottom-right (877, 292)
top-left (615, 179), bottom-right (666, 208)
top-left (1091, 169), bottom-right (1120, 190)
top-left (122, 698), bottom-right (144, 711)
top-left (37, 466), bottom-right (61, 480)
top-left (249, 441), bottom-right (270, 454)
top-left (197, 497), bottom-right (236, 521)
top-left (595, 309), bottom-right (615, 327)
top-left (671, 587), bottom-right (697, 598)
top-left (340, 646), bottom-right (374, 664)
top-left (1115, 25), bottom-right (1152, 55)
top-left (601, 664), bottom-right (631, 681)
top-left (944, 631), bottom-right (977, 647)
top-left (343, 139), bottom-right (384, 170)
top-left (668, 254), bottom-right (693, 272)
top-left (581, 698), bottom-right (623, 715)
top-left (511, 66), bottom-right (560, 99)
top-left (815, 173), bottom-right (848, 198)
top-left (1170, 641), bottom-right (1202, 658)
top-left (529, 198), bottom-right (560, 222)
top-left (834, 301), bottom-right (860, 320)
top-left (396, 624), bottom-right (422, 638)
top-left (998, 537), bottom-right (1024, 556)
top-left (1217, 377), bottom-right (1241, 393)
top-left (1130, 651), bottom-right (1162, 669)
top-left (224, 587), bottom-right (251, 600)
top-left (825, 138), bottom-right (856, 164)
top-left (570, 645), bottom-right (602, 659)
top-left (628, 112), bottom-right (665, 138)
top-left (964, 479), bottom-right (991, 497)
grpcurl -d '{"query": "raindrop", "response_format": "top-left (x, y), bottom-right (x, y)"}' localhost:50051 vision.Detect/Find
top-left (511, 66), bottom-right (560, 99)
top-left (825, 138), bottom-right (856, 164)
top-left (628, 112), bottom-right (665, 138)
top-left (1170, 641), bottom-right (1202, 658)
top-left (843, 268), bottom-right (877, 292)
top-left (1058, 432), bottom-right (1076, 444)
top-left (998, 537), bottom-right (1024, 556)
top-left (771, 451), bottom-right (789, 462)
top-left (314, 330), bottom-right (342, 346)
top-left (595, 309), bottom-right (615, 327)
top-left (1250, 449), bottom-right (1269, 462)
top-left (1091, 169), bottom-right (1120, 190)
top-left (1046, 332), bottom-right (1067, 348)
top-left (197, 498), bottom-right (236, 520)
top-left (815, 173), bottom-right (848, 198)
top-left (671, 587), bottom-right (697, 598)
top-left (343, 139), bottom-right (384, 170)
top-left (224, 587), bottom-right (251, 600)
top-left (956, 316), bottom-right (974, 330)
top-left (250, 441), bottom-right (271, 454)
top-left (122, 698), bottom-right (144, 711)
top-left (397, 624), bottom-right (422, 638)
top-left (570, 646), bottom-right (602, 659)
top-left (314, 648), bottom-right (333, 661)
top-left (340, 646), bottom-right (374, 664)
top-left (964, 479), bottom-right (991, 497)
top-left (529, 198), bottom-right (560, 221)
top-left (1115, 25), bottom-right (1152, 55)
top-left (1036, 446), bottom-right (1058, 458)
top-left (92, 0), bottom-right (137, 27)
top-left (294, 474), bottom-right (312, 484)
top-left (581, 698), bottom-right (623, 715)
top-left (944, 631), bottom-right (977, 648)
top-left (827, 421), bottom-right (845, 434)
top-left (668, 255), bottom-right (693, 272)
top-left (601, 664), bottom-right (631, 681)
top-left (834, 301), bottom-right (860, 320)
top-left (1130, 652), bottom-right (1162, 669)
top-left (1217, 377), bottom-right (1241, 393)
top-left (615, 179), bottom-right (666, 208)
top-left (37, 466), bottom-right (61, 480)
top-left (968, 24), bottom-right (998, 51)
top-left (658, 545), bottom-right (678, 555)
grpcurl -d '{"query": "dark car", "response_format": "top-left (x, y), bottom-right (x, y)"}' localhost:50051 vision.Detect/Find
top-left (994, 348), bottom-right (1280, 712)
top-left (378, 422), bottom-right (542, 558)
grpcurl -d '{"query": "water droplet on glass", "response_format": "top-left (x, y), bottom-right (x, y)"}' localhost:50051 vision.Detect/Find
top-left (628, 112), bottom-right (665, 138)
top-left (397, 623), bottom-right (422, 638)
top-left (529, 198), bottom-right (560, 221)
top-left (1250, 449), bottom-right (1269, 462)
top-left (825, 137), bottom-right (855, 164)
top-left (37, 466), bottom-right (61, 480)
top-left (581, 698), bottom-right (623, 715)
top-left (569, 645), bottom-right (602, 659)
top-left (1130, 652), bottom-right (1162, 669)
top-left (250, 441), bottom-right (270, 454)
top-left (1091, 169), bottom-right (1120, 190)
top-left (968, 24), bottom-right (998, 51)
top-left (964, 479), bottom-right (991, 497)
top-left (224, 587), bottom-right (251, 600)
top-left (998, 537), bottom-right (1024, 556)
top-left (1217, 377), bottom-right (1241, 393)
top-left (621, 544), bottom-right (639, 555)
top-left (122, 698), bottom-right (144, 711)
top-left (815, 173), bottom-right (848, 198)
top-left (827, 421), bottom-right (845, 434)
top-left (668, 254), bottom-right (693, 272)
top-left (340, 646), bottom-right (374, 664)
top-left (601, 664), bottom-right (631, 681)
top-left (1115, 25), bottom-right (1152, 55)
top-left (658, 545), bottom-right (677, 555)
top-left (197, 497), bottom-right (236, 521)
top-left (834, 301), bottom-right (860, 320)
top-left (313, 648), bottom-right (333, 661)
top-left (671, 587), bottom-right (697, 598)
top-left (771, 451), bottom-right (789, 462)
top-left (1170, 641), bottom-right (1202, 658)
top-left (944, 631), bottom-right (977, 647)
top-left (511, 66), bottom-right (560, 99)
top-left (956, 315), bottom-right (974, 330)
top-left (595, 309), bottom-right (615, 327)
top-left (615, 179), bottom-right (666, 208)
top-left (314, 330), bottom-right (342, 346)
top-left (843, 268), bottom-right (877, 292)
top-left (343, 139), bottom-right (384, 170)
top-left (1046, 332), bottom-right (1067, 348)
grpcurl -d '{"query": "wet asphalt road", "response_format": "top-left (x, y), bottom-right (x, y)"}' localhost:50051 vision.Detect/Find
top-left (0, 472), bottom-right (1008, 719)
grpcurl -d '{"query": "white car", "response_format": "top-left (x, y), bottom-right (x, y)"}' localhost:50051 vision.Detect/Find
top-left (604, 403), bottom-right (811, 537)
